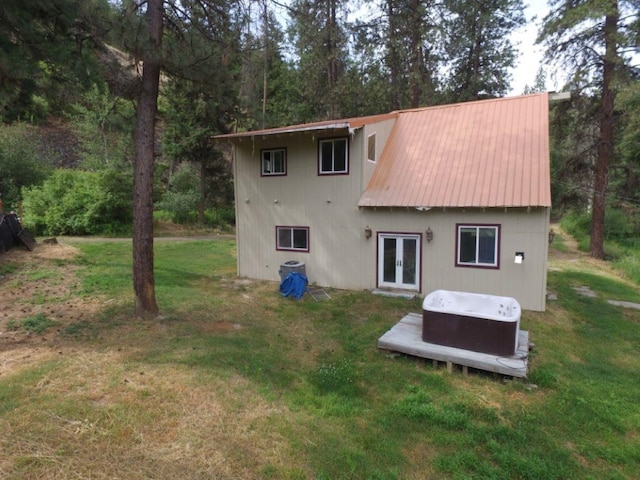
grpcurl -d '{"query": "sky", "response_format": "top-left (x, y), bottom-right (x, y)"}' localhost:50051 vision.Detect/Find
top-left (509, 0), bottom-right (559, 95)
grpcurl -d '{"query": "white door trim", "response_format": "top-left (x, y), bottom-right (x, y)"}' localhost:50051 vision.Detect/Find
top-left (377, 233), bottom-right (421, 291)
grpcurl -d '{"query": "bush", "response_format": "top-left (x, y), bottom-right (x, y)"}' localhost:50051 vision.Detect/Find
top-left (157, 163), bottom-right (235, 228)
top-left (613, 255), bottom-right (640, 285)
top-left (561, 207), bottom-right (640, 248)
top-left (22, 168), bottom-right (133, 235)
top-left (0, 123), bottom-right (53, 209)
top-left (156, 163), bottom-right (200, 224)
top-left (203, 206), bottom-right (235, 229)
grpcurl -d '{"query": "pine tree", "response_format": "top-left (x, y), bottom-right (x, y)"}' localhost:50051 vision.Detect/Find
top-left (0, 0), bottom-right (115, 121)
top-left (442, 0), bottom-right (525, 102)
top-left (538, 0), bottom-right (639, 259)
top-left (288, 0), bottom-right (350, 120)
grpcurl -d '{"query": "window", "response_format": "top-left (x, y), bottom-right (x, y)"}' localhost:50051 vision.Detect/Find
top-left (456, 224), bottom-right (500, 268)
top-left (261, 148), bottom-right (286, 176)
top-left (319, 138), bottom-right (348, 174)
top-left (367, 133), bottom-right (376, 162)
top-left (276, 226), bottom-right (309, 252)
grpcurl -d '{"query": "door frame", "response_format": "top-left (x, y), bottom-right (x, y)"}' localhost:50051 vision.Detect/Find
top-left (376, 232), bottom-right (422, 292)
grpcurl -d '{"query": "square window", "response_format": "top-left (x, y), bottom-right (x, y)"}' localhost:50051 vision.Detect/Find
top-left (318, 138), bottom-right (348, 174)
top-left (276, 226), bottom-right (309, 252)
top-left (456, 225), bottom-right (500, 268)
top-left (261, 148), bottom-right (287, 176)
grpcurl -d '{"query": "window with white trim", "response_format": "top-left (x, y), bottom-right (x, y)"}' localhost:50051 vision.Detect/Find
top-left (319, 137), bottom-right (348, 174)
top-left (456, 225), bottom-right (500, 268)
top-left (261, 148), bottom-right (286, 176)
top-left (276, 226), bottom-right (309, 252)
top-left (367, 133), bottom-right (376, 162)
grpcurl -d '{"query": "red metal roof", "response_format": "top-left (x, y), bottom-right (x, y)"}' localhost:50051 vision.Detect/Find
top-left (359, 93), bottom-right (551, 208)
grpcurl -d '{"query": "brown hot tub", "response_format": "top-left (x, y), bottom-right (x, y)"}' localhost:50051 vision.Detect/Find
top-left (422, 290), bottom-right (521, 356)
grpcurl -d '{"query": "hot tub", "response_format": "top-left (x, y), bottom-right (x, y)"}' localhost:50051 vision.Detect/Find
top-left (422, 290), bottom-right (521, 356)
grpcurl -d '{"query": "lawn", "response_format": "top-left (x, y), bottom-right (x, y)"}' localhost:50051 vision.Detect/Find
top-left (0, 235), bottom-right (639, 479)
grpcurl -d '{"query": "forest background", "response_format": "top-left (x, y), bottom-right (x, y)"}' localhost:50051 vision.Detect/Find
top-left (0, 0), bottom-right (639, 258)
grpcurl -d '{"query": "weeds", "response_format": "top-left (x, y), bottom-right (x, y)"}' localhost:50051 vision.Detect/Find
top-left (312, 360), bottom-right (355, 395)
top-left (6, 313), bottom-right (57, 334)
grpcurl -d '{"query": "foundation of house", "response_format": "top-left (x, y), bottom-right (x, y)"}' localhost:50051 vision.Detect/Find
top-left (378, 312), bottom-right (530, 378)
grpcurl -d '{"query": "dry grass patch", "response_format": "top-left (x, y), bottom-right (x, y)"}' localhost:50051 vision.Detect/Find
top-left (1, 242), bottom-right (111, 378)
top-left (0, 348), bottom-right (306, 479)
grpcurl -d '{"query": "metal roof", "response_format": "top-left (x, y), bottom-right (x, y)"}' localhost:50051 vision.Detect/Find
top-left (214, 112), bottom-right (398, 140)
top-left (359, 93), bottom-right (551, 208)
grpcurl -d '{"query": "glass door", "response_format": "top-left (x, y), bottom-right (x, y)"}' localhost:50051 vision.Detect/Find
top-left (378, 234), bottom-right (420, 290)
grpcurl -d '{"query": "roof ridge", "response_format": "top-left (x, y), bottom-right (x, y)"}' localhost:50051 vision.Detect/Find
top-left (392, 92), bottom-right (550, 116)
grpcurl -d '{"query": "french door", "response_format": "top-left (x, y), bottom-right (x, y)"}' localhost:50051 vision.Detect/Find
top-left (378, 234), bottom-right (421, 290)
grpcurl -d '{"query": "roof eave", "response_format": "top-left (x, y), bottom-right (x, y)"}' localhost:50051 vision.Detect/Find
top-left (357, 203), bottom-right (552, 209)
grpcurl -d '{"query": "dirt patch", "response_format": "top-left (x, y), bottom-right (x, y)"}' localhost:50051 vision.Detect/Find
top-left (0, 242), bottom-right (107, 376)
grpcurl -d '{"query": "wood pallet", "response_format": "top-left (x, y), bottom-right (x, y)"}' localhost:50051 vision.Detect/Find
top-left (378, 313), bottom-right (530, 378)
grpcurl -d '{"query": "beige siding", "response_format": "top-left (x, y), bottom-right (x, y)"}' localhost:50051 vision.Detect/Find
top-left (362, 118), bottom-right (397, 188)
top-left (355, 207), bottom-right (550, 311)
top-left (233, 129), bottom-right (549, 312)
top-left (234, 129), bottom-right (371, 290)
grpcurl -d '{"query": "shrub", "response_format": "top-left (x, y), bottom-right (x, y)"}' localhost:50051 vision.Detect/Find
top-left (203, 206), bottom-right (235, 229)
top-left (156, 163), bottom-right (235, 228)
top-left (561, 207), bottom-right (640, 250)
top-left (156, 163), bottom-right (200, 224)
top-left (613, 255), bottom-right (640, 284)
top-left (22, 167), bottom-right (133, 235)
top-left (0, 123), bottom-right (53, 208)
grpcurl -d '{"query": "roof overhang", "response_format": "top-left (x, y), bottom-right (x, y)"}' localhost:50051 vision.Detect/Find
top-left (213, 112), bottom-right (398, 142)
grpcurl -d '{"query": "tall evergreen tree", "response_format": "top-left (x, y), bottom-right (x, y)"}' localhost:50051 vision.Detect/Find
top-left (442, 0), bottom-right (525, 102)
top-left (524, 66), bottom-right (548, 94)
top-left (538, 0), bottom-right (639, 259)
top-left (288, 0), bottom-right (350, 120)
top-left (0, 0), bottom-right (115, 122)
top-left (118, 0), bottom-right (243, 317)
top-left (132, 0), bottom-right (163, 318)
top-left (238, 4), bottom-right (300, 128)
top-left (382, 0), bottom-right (441, 109)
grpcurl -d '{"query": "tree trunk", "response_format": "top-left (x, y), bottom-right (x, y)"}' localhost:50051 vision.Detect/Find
top-left (590, 3), bottom-right (618, 260)
top-left (198, 158), bottom-right (206, 224)
top-left (326, 0), bottom-right (338, 118)
top-left (132, 0), bottom-right (162, 318)
top-left (409, 0), bottom-right (423, 108)
top-left (387, 0), bottom-right (400, 110)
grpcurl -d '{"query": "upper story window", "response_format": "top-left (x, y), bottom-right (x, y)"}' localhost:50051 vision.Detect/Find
top-left (367, 133), bottom-right (376, 162)
top-left (456, 224), bottom-right (500, 268)
top-left (261, 148), bottom-right (287, 176)
top-left (319, 137), bottom-right (348, 175)
top-left (276, 226), bottom-right (310, 252)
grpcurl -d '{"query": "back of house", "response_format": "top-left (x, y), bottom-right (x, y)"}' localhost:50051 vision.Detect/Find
top-left (216, 93), bottom-right (551, 311)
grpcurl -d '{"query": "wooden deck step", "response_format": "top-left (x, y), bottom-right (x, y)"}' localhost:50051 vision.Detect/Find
top-left (378, 313), bottom-right (529, 378)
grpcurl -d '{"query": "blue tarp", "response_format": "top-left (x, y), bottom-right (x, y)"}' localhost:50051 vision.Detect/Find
top-left (279, 272), bottom-right (308, 300)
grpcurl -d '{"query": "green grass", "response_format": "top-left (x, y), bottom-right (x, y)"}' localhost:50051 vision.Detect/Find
top-left (1, 238), bottom-right (640, 479)
top-left (6, 313), bottom-right (57, 334)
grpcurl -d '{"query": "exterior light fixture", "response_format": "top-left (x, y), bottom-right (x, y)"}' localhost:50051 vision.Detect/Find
top-left (548, 229), bottom-right (556, 244)
top-left (426, 227), bottom-right (433, 243)
top-left (364, 226), bottom-right (372, 239)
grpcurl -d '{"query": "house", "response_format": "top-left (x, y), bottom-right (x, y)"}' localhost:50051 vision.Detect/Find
top-left (215, 93), bottom-right (552, 311)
